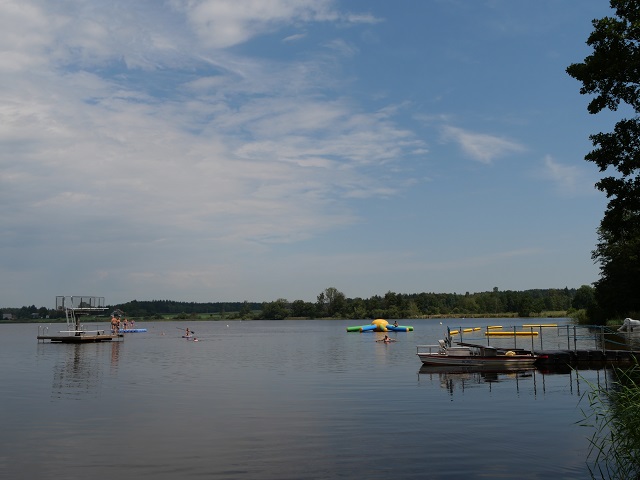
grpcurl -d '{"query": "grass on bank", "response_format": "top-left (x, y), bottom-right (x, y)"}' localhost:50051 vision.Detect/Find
top-left (580, 364), bottom-right (640, 479)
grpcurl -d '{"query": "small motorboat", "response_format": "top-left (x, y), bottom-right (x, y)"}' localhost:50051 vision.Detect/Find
top-left (416, 331), bottom-right (538, 368)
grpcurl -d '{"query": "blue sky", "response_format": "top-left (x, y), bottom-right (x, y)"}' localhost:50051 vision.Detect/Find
top-left (0, 0), bottom-right (616, 308)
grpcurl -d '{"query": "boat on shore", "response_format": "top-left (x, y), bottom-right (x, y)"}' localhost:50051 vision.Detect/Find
top-left (618, 317), bottom-right (640, 332)
top-left (416, 330), bottom-right (538, 367)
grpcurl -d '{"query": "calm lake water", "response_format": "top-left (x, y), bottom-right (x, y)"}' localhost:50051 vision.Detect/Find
top-left (0, 318), bottom-right (613, 479)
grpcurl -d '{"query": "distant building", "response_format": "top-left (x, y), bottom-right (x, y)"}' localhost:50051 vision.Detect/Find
top-left (2, 313), bottom-right (13, 320)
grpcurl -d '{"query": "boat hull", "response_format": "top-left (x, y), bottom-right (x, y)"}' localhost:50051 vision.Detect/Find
top-left (417, 353), bottom-right (538, 367)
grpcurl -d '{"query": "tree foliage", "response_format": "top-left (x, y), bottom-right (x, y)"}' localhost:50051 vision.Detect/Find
top-left (117, 287), bottom-right (575, 320)
top-left (566, 0), bottom-right (640, 322)
top-left (1, 287), bottom-right (584, 321)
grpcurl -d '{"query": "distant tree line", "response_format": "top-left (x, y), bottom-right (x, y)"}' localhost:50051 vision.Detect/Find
top-left (113, 299), bottom-right (263, 318)
top-left (1, 286), bottom-right (595, 321)
top-left (249, 286), bottom-right (593, 320)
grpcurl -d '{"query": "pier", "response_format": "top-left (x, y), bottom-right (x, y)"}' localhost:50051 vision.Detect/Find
top-left (535, 348), bottom-right (639, 369)
top-left (451, 323), bottom-right (640, 369)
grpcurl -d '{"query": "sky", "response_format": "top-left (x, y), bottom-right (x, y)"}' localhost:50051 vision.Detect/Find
top-left (0, 0), bottom-right (618, 308)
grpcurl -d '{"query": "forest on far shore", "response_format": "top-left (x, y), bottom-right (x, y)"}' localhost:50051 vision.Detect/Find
top-left (2, 285), bottom-right (597, 322)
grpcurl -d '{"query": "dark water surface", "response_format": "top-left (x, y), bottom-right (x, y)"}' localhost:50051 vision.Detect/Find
top-left (1, 319), bottom-right (607, 479)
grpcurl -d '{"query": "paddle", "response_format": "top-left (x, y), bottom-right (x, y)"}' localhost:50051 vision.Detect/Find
top-left (176, 327), bottom-right (195, 334)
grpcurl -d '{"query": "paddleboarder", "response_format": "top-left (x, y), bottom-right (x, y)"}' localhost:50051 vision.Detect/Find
top-left (377, 335), bottom-right (394, 343)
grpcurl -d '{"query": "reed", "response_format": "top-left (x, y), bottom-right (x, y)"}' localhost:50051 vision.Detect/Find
top-left (579, 363), bottom-right (640, 479)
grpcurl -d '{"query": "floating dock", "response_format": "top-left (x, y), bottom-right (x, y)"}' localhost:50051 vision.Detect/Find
top-left (536, 349), bottom-right (639, 367)
top-left (37, 295), bottom-right (124, 344)
top-left (456, 343), bottom-right (640, 369)
top-left (454, 324), bottom-right (640, 369)
top-left (37, 330), bottom-right (123, 343)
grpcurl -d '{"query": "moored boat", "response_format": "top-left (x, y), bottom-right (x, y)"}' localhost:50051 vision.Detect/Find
top-left (618, 317), bottom-right (640, 332)
top-left (416, 331), bottom-right (538, 367)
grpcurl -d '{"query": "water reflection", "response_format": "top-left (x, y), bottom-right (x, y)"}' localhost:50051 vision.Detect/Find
top-left (46, 342), bottom-right (122, 400)
top-left (418, 365), bottom-right (537, 396)
top-left (418, 364), bottom-right (613, 398)
top-left (616, 329), bottom-right (640, 350)
top-left (110, 340), bottom-right (121, 373)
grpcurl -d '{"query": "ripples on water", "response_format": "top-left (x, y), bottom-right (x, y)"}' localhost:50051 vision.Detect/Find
top-left (0, 319), bottom-right (613, 479)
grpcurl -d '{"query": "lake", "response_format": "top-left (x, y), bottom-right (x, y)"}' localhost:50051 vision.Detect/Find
top-left (0, 318), bottom-right (611, 479)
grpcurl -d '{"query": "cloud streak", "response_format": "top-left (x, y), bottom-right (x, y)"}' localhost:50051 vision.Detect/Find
top-left (441, 125), bottom-right (525, 164)
top-left (541, 154), bottom-right (595, 196)
top-left (178, 0), bottom-right (379, 49)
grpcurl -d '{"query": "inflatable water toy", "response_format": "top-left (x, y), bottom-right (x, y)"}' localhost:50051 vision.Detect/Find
top-left (346, 319), bottom-right (413, 332)
top-left (449, 328), bottom-right (482, 334)
top-left (448, 326), bottom-right (539, 336)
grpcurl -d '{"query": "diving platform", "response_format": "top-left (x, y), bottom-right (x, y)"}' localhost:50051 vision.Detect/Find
top-left (37, 296), bottom-right (123, 344)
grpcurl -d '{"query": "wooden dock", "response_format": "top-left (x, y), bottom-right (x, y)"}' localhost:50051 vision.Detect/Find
top-left (535, 349), bottom-right (639, 367)
top-left (457, 340), bottom-right (640, 368)
top-left (450, 323), bottom-right (640, 369)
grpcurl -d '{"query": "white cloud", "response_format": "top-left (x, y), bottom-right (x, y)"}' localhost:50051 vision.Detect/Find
top-left (441, 125), bottom-right (525, 164)
top-left (0, 2), bottom-right (54, 72)
top-left (175, 0), bottom-right (378, 49)
top-left (542, 154), bottom-right (594, 196)
top-left (283, 33), bottom-right (307, 43)
top-left (0, 0), bottom-right (418, 267)
top-left (323, 38), bottom-right (359, 57)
